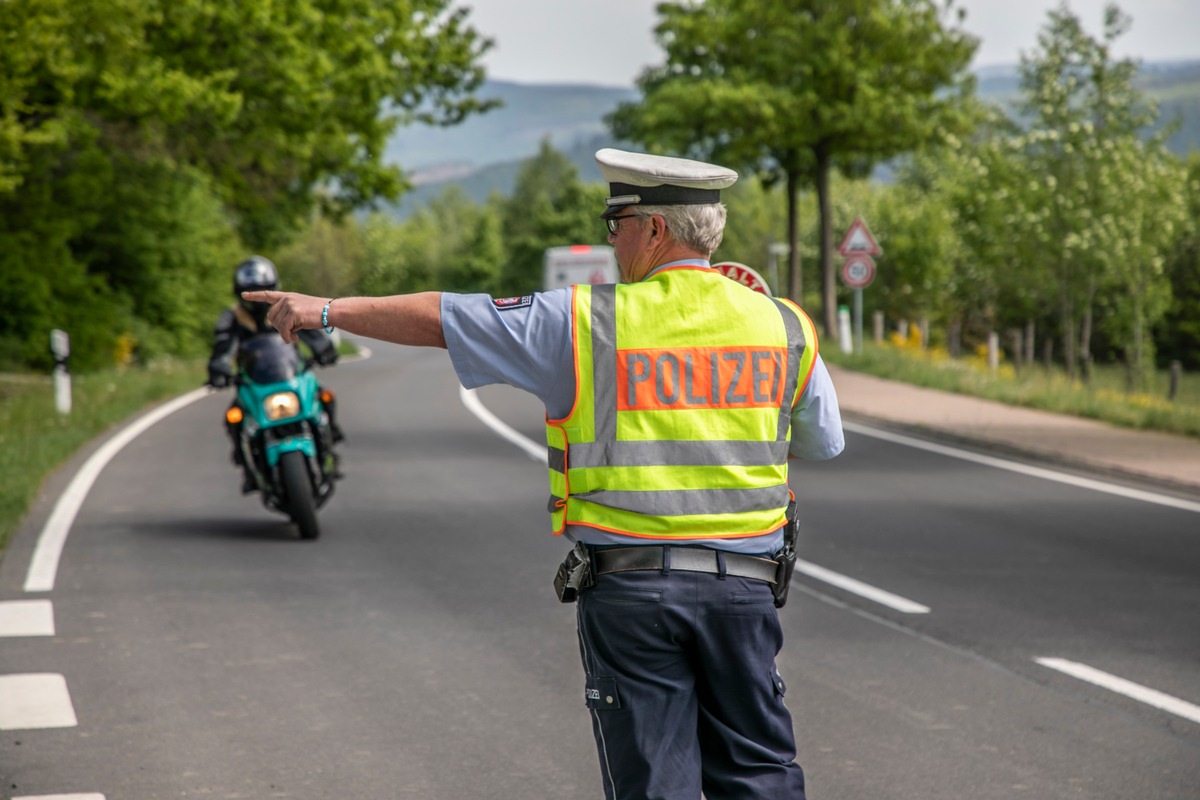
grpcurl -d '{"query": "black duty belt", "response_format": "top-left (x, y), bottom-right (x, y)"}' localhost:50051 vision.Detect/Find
top-left (592, 546), bottom-right (778, 585)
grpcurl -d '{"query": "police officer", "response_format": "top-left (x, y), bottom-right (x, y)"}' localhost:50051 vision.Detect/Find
top-left (245, 148), bottom-right (844, 800)
top-left (209, 256), bottom-right (344, 491)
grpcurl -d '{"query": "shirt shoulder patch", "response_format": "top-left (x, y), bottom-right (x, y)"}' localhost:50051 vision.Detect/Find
top-left (493, 295), bottom-right (533, 311)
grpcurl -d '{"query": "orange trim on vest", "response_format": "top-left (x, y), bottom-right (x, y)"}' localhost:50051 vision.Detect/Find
top-left (565, 518), bottom-right (784, 540)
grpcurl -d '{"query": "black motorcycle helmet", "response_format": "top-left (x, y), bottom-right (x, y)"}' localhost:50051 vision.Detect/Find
top-left (234, 256), bottom-right (279, 324)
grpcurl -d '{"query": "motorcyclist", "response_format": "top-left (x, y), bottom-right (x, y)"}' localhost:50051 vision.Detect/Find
top-left (208, 256), bottom-right (344, 492)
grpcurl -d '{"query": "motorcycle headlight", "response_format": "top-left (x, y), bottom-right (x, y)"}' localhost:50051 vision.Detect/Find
top-left (263, 391), bottom-right (301, 421)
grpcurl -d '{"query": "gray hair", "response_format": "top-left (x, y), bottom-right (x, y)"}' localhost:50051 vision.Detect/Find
top-left (635, 203), bottom-right (727, 256)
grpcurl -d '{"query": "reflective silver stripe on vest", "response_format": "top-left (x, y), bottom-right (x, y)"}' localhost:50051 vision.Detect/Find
top-left (591, 284), bottom-right (619, 443)
top-left (567, 439), bottom-right (789, 468)
top-left (572, 484), bottom-right (791, 516)
top-left (548, 446), bottom-right (566, 474)
top-left (770, 298), bottom-right (805, 441)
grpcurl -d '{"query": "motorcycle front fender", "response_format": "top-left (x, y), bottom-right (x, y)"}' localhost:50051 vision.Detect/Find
top-left (265, 436), bottom-right (317, 467)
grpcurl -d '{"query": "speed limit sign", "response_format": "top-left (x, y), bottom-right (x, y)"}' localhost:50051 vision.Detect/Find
top-left (840, 254), bottom-right (876, 289)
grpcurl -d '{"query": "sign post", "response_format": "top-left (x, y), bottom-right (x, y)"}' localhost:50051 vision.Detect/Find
top-left (837, 217), bottom-right (881, 354)
top-left (766, 243), bottom-right (790, 298)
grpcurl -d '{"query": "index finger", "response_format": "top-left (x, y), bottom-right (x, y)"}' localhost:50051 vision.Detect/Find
top-left (241, 290), bottom-right (281, 303)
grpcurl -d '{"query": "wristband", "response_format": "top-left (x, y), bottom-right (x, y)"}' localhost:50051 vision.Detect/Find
top-left (322, 300), bottom-right (334, 334)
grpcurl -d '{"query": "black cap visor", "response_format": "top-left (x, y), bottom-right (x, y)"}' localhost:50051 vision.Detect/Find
top-left (599, 183), bottom-right (722, 218)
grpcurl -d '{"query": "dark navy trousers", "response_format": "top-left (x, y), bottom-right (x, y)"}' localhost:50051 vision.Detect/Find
top-left (576, 562), bottom-right (806, 800)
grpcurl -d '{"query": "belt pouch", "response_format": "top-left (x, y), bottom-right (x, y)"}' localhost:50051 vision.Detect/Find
top-left (554, 542), bottom-right (595, 603)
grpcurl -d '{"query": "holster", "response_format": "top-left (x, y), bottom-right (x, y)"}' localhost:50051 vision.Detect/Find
top-left (553, 542), bottom-right (595, 603)
top-left (771, 500), bottom-right (800, 608)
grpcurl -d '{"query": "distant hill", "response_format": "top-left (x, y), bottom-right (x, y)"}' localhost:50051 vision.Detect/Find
top-left (380, 61), bottom-right (1200, 218)
top-left (973, 59), bottom-right (1200, 156)
top-left (385, 82), bottom-right (635, 171)
top-left (382, 80), bottom-right (635, 217)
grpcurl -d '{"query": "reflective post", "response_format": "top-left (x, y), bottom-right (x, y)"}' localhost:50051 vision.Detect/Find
top-left (51, 329), bottom-right (71, 415)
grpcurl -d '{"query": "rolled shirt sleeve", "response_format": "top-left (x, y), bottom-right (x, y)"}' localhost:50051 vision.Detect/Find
top-left (441, 290), bottom-right (578, 418)
top-left (789, 356), bottom-right (845, 460)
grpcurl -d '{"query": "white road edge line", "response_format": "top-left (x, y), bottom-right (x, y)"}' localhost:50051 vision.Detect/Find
top-left (24, 388), bottom-right (211, 593)
top-left (459, 386), bottom-right (547, 462)
top-left (844, 420), bottom-right (1200, 514)
top-left (1035, 657), bottom-right (1200, 725)
top-left (460, 386), bottom-right (931, 613)
top-left (13, 794), bottom-right (106, 800)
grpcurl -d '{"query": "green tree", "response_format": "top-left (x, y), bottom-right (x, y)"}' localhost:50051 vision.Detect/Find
top-left (608, 0), bottom-right (977, 339)
top-left (499, 140), bottom-right (609, 295)
top-left (140, 0), bottom-right (499, 246)
top-left (1016, 3), bottom-right (1175, 381)
top-left (711, 177), bottom-right (792, 296)
top-left (1091, 136), bottom-right (1187, 388)
top-left (357, 186), bottom-right (505, 296)
top-left (1156, 154), bottom-right (1200, 370)
top-left (276, 215), bottom-right (365, 301)
top-left (0, 0), bottom-right (496, 371)
top-left (358, 212), bottom-right (435, 297)
top-left (923, 117), bottom-right (1059, 360)
top-left (858, 176), bottom-right (959, 339)
top-left (448, 203), bottom-right (506, 293)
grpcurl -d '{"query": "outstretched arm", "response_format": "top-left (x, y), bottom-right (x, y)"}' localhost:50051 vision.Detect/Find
top-left (241, 291), bottom-right (446, 349)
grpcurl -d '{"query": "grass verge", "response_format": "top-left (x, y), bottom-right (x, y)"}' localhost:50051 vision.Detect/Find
top-left (0, 360), bottom-right (207, 559)
top-left (822, 341), bottom-right (1200, 439)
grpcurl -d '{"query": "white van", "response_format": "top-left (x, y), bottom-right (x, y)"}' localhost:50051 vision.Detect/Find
top-left (543, 245), bottom-right (619, 291)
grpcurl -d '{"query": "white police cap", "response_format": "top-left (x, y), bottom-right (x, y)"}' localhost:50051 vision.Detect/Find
top-left (596, 148), bottom-right (738, 219)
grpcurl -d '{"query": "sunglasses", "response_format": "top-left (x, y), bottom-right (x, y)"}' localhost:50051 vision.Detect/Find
top-left (605, 213), bottom-right (643, 235)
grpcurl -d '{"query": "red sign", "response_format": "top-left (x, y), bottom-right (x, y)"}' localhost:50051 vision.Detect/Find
top-left (713, 262), bottom-right (772, 296)
top-left (838, 217), bottom-right (882, 258)
top-left (840, 254), bottom-right (876, 289)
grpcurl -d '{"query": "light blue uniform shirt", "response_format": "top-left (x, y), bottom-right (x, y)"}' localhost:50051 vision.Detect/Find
top-left (442, 261), bottom-right (845, 553)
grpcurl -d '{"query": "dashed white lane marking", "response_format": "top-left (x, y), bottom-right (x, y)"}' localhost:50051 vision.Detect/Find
top-left (844, 421), bottom-right (1200, 514)
top-left (24, 388), bottom-right (210, 593)
top-left (1036, 657), bottom-right (1200, 725)
top-left (460, 387), bottom-right (930, 613)
top-left (14, 794), bottom-right (106, 800)
top-left (0, 674), bottom-right (78, 730)
top-left (0, 599), bottom-right (55, 636)
top-left (794, 559), bottom-right (930, 613)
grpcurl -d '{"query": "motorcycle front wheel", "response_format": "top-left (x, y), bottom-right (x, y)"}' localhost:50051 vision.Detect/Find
top-left (280, 449), bottom-right (320, 540)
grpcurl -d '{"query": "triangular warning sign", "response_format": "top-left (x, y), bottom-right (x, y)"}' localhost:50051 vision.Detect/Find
top-left (838, 217), bottom-right (881, 257)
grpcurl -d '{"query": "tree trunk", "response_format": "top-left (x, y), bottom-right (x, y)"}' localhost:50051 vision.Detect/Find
top-left (1080, 308), bottom-right (1093, 385)
top-left (786, 170), bottom-right (802, 305)
top-left (1060, 283), bottom-right (1077, 381)
top-left (1080, 280), bottom-right (1095, 385)
top-left (1130, 302), bottom-right (1146, 392)
top-left (949, 319), bottom-right (962, 358)
top-left (816, 152), bottom-right (836, 341)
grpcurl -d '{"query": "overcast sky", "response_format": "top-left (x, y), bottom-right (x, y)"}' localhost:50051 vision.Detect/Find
top-left (463, 0), bottom-right (1200, 87)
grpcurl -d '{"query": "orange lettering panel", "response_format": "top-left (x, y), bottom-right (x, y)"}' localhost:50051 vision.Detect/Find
top-left (616, 346), bottom-right (785, 411)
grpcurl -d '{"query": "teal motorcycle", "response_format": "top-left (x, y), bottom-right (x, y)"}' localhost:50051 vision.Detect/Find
top-left (224, 333), bottom-right (340, 539)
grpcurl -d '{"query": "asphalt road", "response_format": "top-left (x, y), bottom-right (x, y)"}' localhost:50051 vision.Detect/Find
top-left (2, 339), bottom-right (1197, 799)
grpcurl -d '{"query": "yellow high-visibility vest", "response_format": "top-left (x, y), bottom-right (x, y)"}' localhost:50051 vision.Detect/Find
top-left (546, 265), bottom-right (819, 540)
